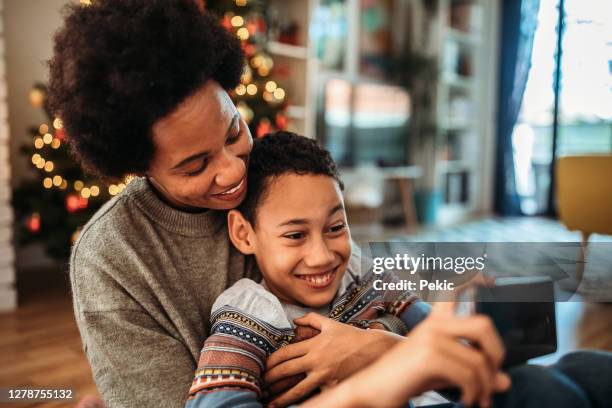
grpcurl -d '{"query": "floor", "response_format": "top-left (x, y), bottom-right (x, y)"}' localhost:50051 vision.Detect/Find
top-left (0, 271), bottom-right (98, 408)
top-left (1, 216), bottom-right (610, 408)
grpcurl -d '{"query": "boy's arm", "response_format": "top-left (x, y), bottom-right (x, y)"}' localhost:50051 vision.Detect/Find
top-left (186, 280), bottom-right (294, 407)
top-left (335, 270), bottom-right (431, 336)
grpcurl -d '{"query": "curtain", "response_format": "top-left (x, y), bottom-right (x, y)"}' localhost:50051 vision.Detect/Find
top-left (494, 0), bottom-right (541, 215)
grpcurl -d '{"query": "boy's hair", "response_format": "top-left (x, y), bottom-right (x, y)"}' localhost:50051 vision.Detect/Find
top-left (239, 131), bottom-right (344, 227)
top-left (47, 0), bottom-right (244, 180)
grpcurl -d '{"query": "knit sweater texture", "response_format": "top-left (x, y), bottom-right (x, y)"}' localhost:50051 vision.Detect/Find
top-left (69, 177), bottom-right (259, 408)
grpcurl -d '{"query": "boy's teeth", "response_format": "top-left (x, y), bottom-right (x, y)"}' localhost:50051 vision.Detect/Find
top-left (298, 269), bottom-right (335, 285)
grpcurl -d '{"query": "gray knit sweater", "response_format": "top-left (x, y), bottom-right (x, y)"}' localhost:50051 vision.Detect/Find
top-left (69, 177), bottom-right (259, 408)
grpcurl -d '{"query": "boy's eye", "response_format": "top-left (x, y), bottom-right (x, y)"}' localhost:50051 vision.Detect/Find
top-left (328, 222), bottom-right (346, 233)
top-left (283, 232), bottom-right (306, 240)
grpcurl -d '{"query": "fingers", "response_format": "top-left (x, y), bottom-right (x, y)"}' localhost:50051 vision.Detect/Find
top-left (432, 351), bottom-right (481, 407)
top-left (440, 339), bottom-right (493, 407)
top-left (266, 338), bottom-right (312, 370)
top-left (434, 315), bottom-right (505, 369)
top-left (265, 355), bottom-right (310, 385)
top-left (266, 373), bottom-right (306, 397)
top-left (430, 301), bottom-right (457, 317)
top-left (493, 371), bottom-right (512, 392)
top-left (292, 312), bottom-right (326, 330)
top-left (268, 373), bottom-right (322, 408)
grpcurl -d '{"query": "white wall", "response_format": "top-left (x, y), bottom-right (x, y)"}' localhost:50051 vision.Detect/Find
top-left (3, 0), bottom-right (69, 274)
top-left (0, 0), bottom-right (16, 311)
top-left (4, 0), bottom-right (68, 188)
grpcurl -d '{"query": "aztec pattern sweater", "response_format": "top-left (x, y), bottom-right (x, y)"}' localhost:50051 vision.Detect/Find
top-left (186, 270), bottom-right (431, 407)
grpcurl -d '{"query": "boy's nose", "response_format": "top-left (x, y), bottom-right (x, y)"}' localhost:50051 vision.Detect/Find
top-left (304, 237), bottom-right (336, 268)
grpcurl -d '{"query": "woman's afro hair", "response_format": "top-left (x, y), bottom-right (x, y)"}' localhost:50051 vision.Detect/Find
top-left (47, 0), bottom-right (244, 180)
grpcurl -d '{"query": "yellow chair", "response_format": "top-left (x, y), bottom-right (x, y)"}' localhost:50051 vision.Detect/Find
top-left (556, 155), bottom-right (612, 281)
top-left (556, 155), bottom-right (612, 242)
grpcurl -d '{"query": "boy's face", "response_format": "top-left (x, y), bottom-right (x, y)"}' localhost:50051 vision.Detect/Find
top-left (249, 174), bottom-right (351, 308)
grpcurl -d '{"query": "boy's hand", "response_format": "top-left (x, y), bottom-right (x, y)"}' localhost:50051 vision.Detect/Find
top-left (264, 313), bottom-right (403, 407)
top-left (301, 302), bottom-right (511, 408)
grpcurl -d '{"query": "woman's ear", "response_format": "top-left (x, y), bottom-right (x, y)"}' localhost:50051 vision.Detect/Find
top-left (227, 209), bottom-right (256, 255)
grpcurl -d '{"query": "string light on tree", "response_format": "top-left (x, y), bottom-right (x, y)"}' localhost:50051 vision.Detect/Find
top-left (207, 1), bottom-right (288, 138)
top-left (14, 82), bottom-right (114, 260)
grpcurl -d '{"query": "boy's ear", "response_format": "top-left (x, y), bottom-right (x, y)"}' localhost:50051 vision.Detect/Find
top-left (227, 209), bottom-right (256, 255)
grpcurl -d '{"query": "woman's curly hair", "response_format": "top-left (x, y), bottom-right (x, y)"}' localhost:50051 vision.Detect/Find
top-left (48, 0), bottom-right (244, 180)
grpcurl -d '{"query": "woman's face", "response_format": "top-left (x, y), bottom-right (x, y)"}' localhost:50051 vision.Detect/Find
top-left (147, 81), bottom-right (253, 210)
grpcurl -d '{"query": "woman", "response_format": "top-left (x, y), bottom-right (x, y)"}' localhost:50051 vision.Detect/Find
top-left (49, 1), bottom-right (404, 407)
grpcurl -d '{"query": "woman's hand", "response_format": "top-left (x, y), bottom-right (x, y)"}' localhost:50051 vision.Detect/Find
top-left (264, 313), bottom-right (403, 407)
top-left (301, 302), bottom-right (511, 408)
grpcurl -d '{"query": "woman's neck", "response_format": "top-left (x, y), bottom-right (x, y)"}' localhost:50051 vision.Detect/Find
top-left (146, 177), bottom-right (209, 214)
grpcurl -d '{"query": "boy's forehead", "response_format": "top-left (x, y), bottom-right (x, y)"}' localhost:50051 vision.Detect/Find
top-left (258, 173), bottom-right (343, 221)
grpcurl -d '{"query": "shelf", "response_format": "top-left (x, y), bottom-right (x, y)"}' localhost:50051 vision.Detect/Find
top-left (267, 41), bottom-right (308, 59)
top-left (439, 119), bottom-right (472, 131)
top-left (438, 160), bottom-right (473, 173)
top-left (445, 28), bottom-right (481, 46)
top-left (441, 72), bottom-right (475, 90)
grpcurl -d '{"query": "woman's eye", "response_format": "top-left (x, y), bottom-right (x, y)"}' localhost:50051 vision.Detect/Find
top-left (226, 124), bottom-right (241, 145)
top-left (283, 232), bottom-right (305, 240)
top-left (185, 159), bottom-right (208, 176)
top-left (226, 131), bottom-right (240, 145)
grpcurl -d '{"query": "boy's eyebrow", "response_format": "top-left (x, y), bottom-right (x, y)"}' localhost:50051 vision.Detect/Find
top-left (170, 113), bottom-right (239, 170)
top-left (276, 203), bottom-right (345, 227)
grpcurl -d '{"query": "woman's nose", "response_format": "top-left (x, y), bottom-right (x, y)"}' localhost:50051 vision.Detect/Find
top-left (214, 150), bottom-right (246, 187)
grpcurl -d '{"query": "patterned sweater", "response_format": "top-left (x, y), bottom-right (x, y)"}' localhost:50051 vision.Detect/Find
top-left (186, 270), bottom-right (431, 407)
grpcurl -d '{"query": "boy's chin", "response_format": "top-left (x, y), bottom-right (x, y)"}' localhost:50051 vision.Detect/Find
top-left (297, 289), bottom-right (337, 309)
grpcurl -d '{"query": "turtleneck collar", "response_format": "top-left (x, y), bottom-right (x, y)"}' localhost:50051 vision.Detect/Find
top-left (126, 177), bottom-right (226, 237)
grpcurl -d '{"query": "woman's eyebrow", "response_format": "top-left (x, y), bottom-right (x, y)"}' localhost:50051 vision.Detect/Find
top-left (170, 113), bottom-right (239, 170)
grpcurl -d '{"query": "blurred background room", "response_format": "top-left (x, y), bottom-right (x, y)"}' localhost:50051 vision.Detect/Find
top-left (0, 0), bottom-right (611, 406)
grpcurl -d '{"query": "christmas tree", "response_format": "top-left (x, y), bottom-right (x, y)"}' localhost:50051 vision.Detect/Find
top-left (206, 0), bottom-right (289, 137)
top-left (12, 83), bottom-right (132, 261)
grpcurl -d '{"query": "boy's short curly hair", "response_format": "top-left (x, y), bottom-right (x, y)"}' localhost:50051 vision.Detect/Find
top-left (238, 131), bottom-right (344, 227)
top-left (48, 0), bottom-right (244, 180)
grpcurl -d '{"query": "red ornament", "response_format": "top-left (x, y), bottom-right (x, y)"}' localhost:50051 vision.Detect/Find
top-left (255, 16), bottom-right (267, 33)
top-left (243, 44), bottom-right (257, 57)
top-left (26, 213), bottom-right (41, 233)
top-left (256, 118), bottom-right (273, 138)
top-left (66, 194), bottom-right (88, 213)
top-left (221, 14), bottom-right (233, 31)
top-left (247, 21), bottom-right (258, 35)
top-left (275, 113), bottom-right (288, 130)
top-left (55, 128), bottom-right (66, 141)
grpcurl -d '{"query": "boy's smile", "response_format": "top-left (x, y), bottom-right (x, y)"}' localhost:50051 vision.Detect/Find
top-left (229, 173), bottom-right (351, 308)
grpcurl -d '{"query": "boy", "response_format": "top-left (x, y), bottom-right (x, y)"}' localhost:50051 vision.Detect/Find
top-left (185, 133), bottom-right (612, 408)
top-left (186, 132), bottom-right (435, 407)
